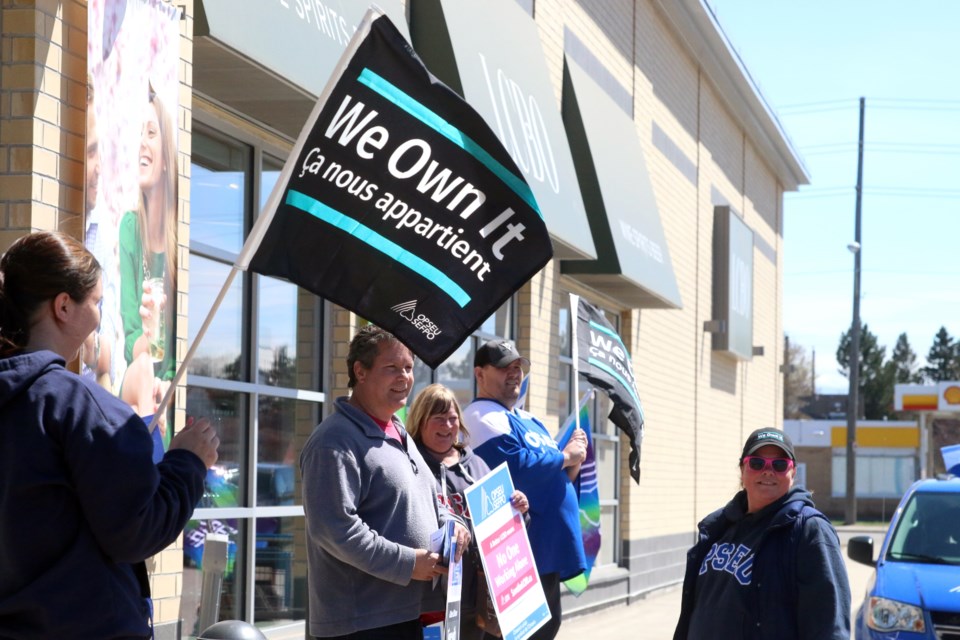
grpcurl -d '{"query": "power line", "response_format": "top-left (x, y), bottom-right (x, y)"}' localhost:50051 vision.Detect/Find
top-left (866, 187), bottom-right (960, 198)
top-left (788, 186), bottom-right (960, 200)
top-left (779, 104), bottom-right (859, 116)
top-left (778, 97), bottom-right (960, 115)
top-left (864, 142), bottom-right (960, 157)
top-left (800, 142), bottom-right (856, 151)
top-left (797, 142), bottom-right (960, 157)
top-left (785, 269), bottom-right (853, 277)
top-left (868, 97), bottom-right (960, 112)
top-left (780, 99), bottom-right (857, 109)
top-left (865, 269), bottom-right (960, 276)
top-left (787, 268), bottom-right (960, 277)
top-left (788, 187), bottom-right (852, 199)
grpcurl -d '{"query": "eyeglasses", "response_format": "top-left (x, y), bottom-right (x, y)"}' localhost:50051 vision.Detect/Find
top-left (743, 456), bottom-right (794, 474)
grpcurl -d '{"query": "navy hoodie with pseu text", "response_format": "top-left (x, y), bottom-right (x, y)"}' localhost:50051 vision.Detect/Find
top-left (0, 350), bottom-right (205, 639)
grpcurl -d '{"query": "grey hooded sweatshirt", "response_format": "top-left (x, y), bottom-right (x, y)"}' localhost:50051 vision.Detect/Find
top-left (301, 397), bottom-right (455, 637)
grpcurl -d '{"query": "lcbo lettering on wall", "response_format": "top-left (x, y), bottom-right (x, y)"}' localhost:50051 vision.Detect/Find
top-left (477, 53), bottom-right (560, 194)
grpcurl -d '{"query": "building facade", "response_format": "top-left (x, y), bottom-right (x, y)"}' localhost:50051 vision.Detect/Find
top-left (0, 0), bottom-right (806, 637)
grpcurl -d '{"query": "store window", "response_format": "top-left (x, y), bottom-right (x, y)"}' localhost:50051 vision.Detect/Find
top-left (558, 302), bottom-right (622, 568)
top-left (832, 450), bottom-right (916, 498)
top-left (411, 298), bottom-right (515, 409)
top-left (181, 122), bottom-right (321, 635)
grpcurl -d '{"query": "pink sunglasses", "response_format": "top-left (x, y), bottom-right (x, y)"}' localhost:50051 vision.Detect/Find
top-left (742, 456), bottom-right (794, 474)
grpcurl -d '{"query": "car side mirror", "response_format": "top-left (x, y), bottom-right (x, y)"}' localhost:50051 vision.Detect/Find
top-left (847, 535), bottom-right (876, 567)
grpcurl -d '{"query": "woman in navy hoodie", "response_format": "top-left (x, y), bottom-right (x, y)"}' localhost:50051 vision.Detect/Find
top-left (0, 231), bottom-right (219, 638)
top-left (673, 429), bottom-right (851, 640)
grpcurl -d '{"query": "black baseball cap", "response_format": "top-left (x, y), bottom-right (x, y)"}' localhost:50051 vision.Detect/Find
top-left (741, 428), bottom-right (795, 461)
top-left (474, 339), bottom-right (530, 368)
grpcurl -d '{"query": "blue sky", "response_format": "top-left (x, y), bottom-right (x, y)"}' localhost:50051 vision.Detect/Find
top-left (706, 1), bottom-right (960, 393)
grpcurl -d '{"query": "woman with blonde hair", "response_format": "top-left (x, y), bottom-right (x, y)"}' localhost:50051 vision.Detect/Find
top-left (119, 82), bottom-right (178, 429)
top-left (407, 383), bottom-right (529, 639)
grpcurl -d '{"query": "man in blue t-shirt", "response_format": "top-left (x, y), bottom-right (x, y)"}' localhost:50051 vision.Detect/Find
top-left (463, 339), bottom-right (587, 640)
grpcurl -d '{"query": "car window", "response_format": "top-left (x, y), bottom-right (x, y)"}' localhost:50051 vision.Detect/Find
top-left (888, 492), bottom-right (960, 564)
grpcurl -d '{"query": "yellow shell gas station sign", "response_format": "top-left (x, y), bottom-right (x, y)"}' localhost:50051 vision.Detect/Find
top-left (894, 382), bottom-right (960, 413)
top-left (940, 382), bottom-right (960, 411)
top-left (895, 384), bottom-right (939, 412)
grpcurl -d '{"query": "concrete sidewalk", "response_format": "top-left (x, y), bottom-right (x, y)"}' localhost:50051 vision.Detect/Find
top-left (274, 527), bottom-right (883, 639)
top-left (556, 585), bottom-right (681, 640)
top-left (555, 524), bottom-right (885, 640)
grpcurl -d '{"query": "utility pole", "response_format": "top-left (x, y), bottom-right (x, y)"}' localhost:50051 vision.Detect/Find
top-left (845, 97), bottom-right (865, 525)
top-left (783, 335), bottom-right (790, 411)
top-left (811, 348), bottom-right (816, 396)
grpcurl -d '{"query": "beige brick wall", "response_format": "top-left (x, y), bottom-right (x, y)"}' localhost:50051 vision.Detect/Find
top-left (743, 143), bottom-right (784, 431)
top-left (525, 0), bottom-right (789, 543)
top-left (1, 0), bottom-right (84, 243)
top-left (631, 1), bottom-right (704, 540)
top-left (329, 307), bottom-right (359, 398)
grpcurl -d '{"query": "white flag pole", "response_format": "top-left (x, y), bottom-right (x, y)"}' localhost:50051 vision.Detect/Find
top-left (147, 266), bottom-right (239, 434)
top-left (569, 293), bottom-right (582, 432)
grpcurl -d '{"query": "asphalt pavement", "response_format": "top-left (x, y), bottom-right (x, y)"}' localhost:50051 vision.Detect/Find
top-left (555, 525), bottom-right (885, 640)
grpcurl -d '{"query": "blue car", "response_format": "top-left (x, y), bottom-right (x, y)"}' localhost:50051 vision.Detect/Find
top-left (848, 476), bottom-right (960, 639)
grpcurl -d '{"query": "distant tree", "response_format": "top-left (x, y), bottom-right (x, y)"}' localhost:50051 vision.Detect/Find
top-left (923, 327), bottom-right (960, 382)
top-left (836, 322), bottom-right (893, 419)
top-left (442, 355), bottom-right (474, 380)
top-left (260, 345), bottom-right (297, 388)
top-left (783, 336), bottom-right (813, 419)
top-left (223, 354), bottom-right (244, 382)
top-left (890, 333), bottom-right (923, 384)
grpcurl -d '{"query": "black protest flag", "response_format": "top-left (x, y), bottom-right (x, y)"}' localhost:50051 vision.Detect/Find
top-left (236, 10), bottom-right (552, 368)
top-left (574, 297), bottom-right (644, 483)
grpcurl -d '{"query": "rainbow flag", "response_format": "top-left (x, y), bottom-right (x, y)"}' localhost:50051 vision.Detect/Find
top-left (556, 391), bottom-right (600, 596)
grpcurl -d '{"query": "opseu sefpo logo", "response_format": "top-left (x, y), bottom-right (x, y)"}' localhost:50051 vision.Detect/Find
top-left (480, 483), bottom-right (508, 519)
top-left (390, 300), bottom-right (442, 340)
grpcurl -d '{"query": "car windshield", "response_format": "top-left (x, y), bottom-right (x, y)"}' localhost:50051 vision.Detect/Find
top-left (886, 491), bottom-right (960, 564)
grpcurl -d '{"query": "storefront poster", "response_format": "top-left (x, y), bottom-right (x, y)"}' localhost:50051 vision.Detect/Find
top-left (86, 0), bottom-right (181, 446)
top-left (464, 463), bottom-right (549, 640)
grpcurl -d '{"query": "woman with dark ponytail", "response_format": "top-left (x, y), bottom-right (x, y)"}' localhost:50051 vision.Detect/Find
top-left (0, 230), bottom-right (101, 357)
top-left (0, 231), bottom-right (220, 638)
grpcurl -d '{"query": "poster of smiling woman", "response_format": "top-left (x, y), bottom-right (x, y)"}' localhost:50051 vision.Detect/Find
top-left (85, 0), bottom-right (181, 451)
